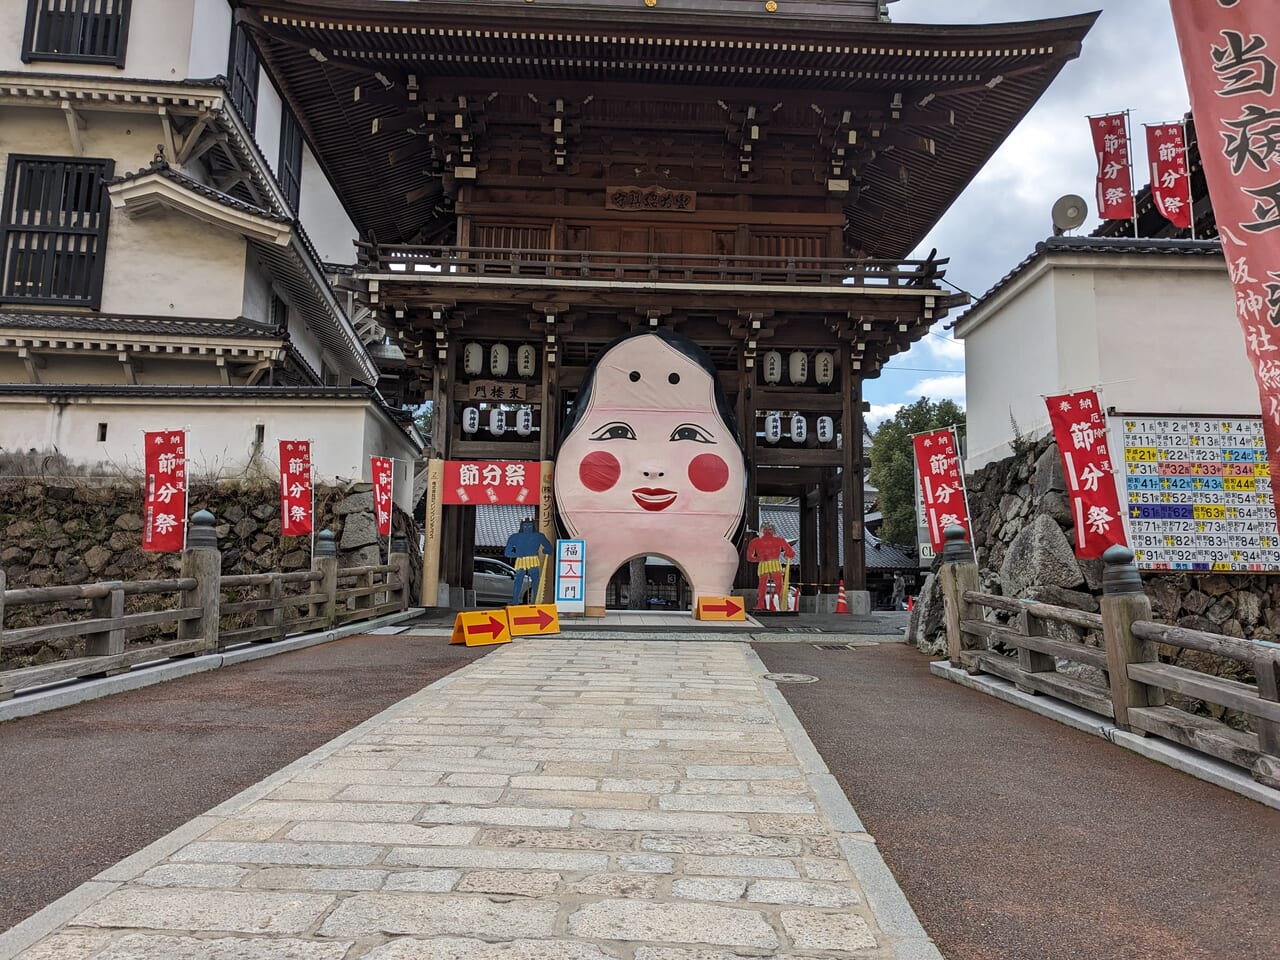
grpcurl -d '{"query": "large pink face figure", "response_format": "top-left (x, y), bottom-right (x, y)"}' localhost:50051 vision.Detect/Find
top-left (555, 332), bottom-right (746, 613)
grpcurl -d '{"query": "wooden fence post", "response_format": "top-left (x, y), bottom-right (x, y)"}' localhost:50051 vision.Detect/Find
top-left (1253, 657), bottom-right (1280, 788)
top-left (256, 573), bottom-right (284, 642)
top-left (1099, 544), bottom-right (1163, 731)
top-left (1016, 609), bottom-right (1056, 693)
top-left (313, 530), bottom-right (338, 629)
top-left (938, 524), bottom-right (981, 670)
top-left (84, 583), bottom-right (126, 671)
top-left (0, 569), bottom-right (6, 649)
top-left (179, 510), bottom-right (221, 652)
top-left (391, 534), bottom-right (411, 612)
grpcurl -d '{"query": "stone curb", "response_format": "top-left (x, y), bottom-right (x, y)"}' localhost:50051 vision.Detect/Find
top-left (0, 648), bottom-right (499, 960)
top-left (930, 660), bottom-right (1280, 811)
top-left (0, 609), bottom-right (423, 723)
top-left (742, 645), bottom-right (946, 960)
top-left (403, 627), bottom-right (902, 644)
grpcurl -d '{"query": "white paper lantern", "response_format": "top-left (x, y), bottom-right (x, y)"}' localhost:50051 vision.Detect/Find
top-left (490, 343), bottom-right (510, 377)
top-left (816, 415), bottom-right (834, 443)
top-left (462, 342), bottom-right (484, 376)
top-left (814, 351), bottom-right (835, 386)
top-left (516, 344), bottom-right (537, 378)
top-left (763, 351), bottom-right (783, 385)
top-left (462, 407), bottom-right (480, 434)
top-left (489, 408), bottom-right (507, 436)
top-left (788, 351), bottom-right (808, 385)
top-left (764, 411), bottom-right (782, 444)
top-left (516, 406), bottom-right (534, 436)
top-left (790, 414), bottom-right (807, 443)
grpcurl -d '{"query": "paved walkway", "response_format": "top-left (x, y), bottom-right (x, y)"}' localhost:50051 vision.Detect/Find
top-left (5, 640), bottom-right (935, 960)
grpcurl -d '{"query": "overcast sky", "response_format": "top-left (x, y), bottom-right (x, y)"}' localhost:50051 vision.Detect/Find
top-left (865, 0), bottom-right (1191, 425)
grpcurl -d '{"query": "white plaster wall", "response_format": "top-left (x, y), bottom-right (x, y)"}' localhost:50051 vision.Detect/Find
top-left (0, 396), bottom-right (417, 487)
top-left (240, 253), bottom-right (273, 325)
top-left (255, 69), bottom-right (284, 182)
top-left (187, 0), bottom-right (232, 79)
top-left (299, 145), bottom-right (359, 265)
top-left (361, 407), bottom-right (419, 511)
top-left (0, 0), bottom-right (197, 79)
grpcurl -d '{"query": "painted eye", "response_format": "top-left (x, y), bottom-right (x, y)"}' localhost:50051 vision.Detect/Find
top-left (589, 421), bottom-right (637, 441)
top-left (670, 423), bottom-right (714, 444)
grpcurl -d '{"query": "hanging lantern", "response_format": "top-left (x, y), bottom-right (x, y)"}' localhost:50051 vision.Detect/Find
top-left (462, 342), bottom-right (484, 376)
top-left (788, 351), bottom-right (808, 385)
top-left (814, 351), bottom-right (835, 386)
top-left (763, 351), bottom-right (783, 385)
top-left (516, 406), bottom-right (534, 436)
top-left (816, 416), bottom-right (834, 443)
top-left (764, 411), bottom-right (782, 444)
top-left (462, 407), bottom-right (480, 434)
top-left (489, 408), bottom-right (507, 436)
top-left (516, 344), bottom-right (537, 378)
top-left (790, 414), bottom-right (807, 443)
top-left (490, 343), bottom-right (510, 377)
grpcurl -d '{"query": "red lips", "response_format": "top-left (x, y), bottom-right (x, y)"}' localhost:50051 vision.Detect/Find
top-left (632, 487), bottom-right (678, 511)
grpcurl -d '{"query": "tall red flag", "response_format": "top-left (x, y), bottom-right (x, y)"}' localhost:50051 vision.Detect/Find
top-left (1044, 391), bottom-right (1128, 559)
top-left (1145, 122), bottom-right (1194, 229)
top-left (279, 440), bottom-right (313, 537)
top-left (1091, 112), bottom-right (1136, 220)
top-left (912, 428), bottom-right (971, 553)
top-left (371, 456), bottom-right (394, 537)
top-left (1170, 1), bottom-right (1280, 532)
top-left (143, 430), bottom-right (187, 552)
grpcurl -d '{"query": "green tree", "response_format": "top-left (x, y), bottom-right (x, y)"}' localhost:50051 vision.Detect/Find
top-left (413, 402), bottom-right (434, 439)
top-left (869, 397), bottom-right (965, 546)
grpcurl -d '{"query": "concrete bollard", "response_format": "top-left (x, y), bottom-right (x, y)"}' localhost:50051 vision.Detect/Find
top-left (1099, 544), bottom-right (1163, 731)
top-left (313, 530), bottom-right (338, 629)
top-left (179, 510), bottom-right (221, 652)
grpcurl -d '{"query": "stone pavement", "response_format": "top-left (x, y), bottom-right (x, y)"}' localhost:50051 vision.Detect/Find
top-left (3, 639), bottom-right (939, 960)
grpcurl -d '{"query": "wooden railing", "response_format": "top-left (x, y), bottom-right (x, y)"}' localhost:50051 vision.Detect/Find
top-left (937, 525), bottom-right (1280, 789)
top-left (356, 243), bottom-right (949, 290)
top-left (0, 512), bottom-right (414, 702)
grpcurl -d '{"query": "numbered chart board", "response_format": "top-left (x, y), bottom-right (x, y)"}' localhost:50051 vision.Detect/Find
top-left (1120, 416), bottom-right (1278, 572)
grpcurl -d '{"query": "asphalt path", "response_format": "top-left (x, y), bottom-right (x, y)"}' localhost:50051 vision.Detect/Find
top-left (0, 634), bottom-right (490, 932)
top-left (755, 640), bottom-right (1280, 960)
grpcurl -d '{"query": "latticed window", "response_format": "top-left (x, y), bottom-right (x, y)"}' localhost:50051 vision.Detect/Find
top-left (279, 110), bottom-right (304, 212)
top-left (229, 24), bottom-right (260, 133)
top-left (22, 0), bottom-right (132, 66)
top-left (1, 156), bottom-right (114, 308)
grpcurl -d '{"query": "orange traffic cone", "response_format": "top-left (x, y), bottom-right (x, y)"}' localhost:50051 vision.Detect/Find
top-left (907, 595), bottom-right (914, 613)
top-left (834, 580), bottom-right (849, 614)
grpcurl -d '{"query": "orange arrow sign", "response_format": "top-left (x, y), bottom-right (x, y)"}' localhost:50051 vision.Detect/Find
top-left (695, 596), bottom-right (747, 622)
top-left (450, 610), bottom-right (512, 646)
top-left (506, 603), bottom-right (561, 636)
top-left (467, 614), bottom-right (508, 641)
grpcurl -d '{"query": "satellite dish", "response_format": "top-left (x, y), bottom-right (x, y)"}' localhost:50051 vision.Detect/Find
top-left (1051, 194), bottom-right (1088, 235)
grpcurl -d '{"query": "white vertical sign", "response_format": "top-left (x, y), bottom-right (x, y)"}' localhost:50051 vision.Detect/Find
top-left (555, 539), bottom-right (586, 614)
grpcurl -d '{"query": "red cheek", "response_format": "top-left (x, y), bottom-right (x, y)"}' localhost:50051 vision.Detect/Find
top-left (688, 453), bottom-right (729, 492)
top-left (580, 450), bottom-right (621, 492)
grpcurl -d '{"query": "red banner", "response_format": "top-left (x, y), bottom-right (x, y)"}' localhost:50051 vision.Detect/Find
top-left (912, 428), bottom-right (971, 553)
top-left (279, 440), bottom-right (313, 538)
top-left (371, 456), bottom-right (394, 537)
top-left (1145, 122), bottom-right (1193, 229)
top-left (1045, 391), bottom-right (1128, 559)
top-left (143, 430), bottom-right (187, 552)
top-left (443, 460), bottom-right (540, 506)
top-left (1171, 1), bottom-right (1280, 531)
top-left (1091, 112), bottom-right (1135, 220)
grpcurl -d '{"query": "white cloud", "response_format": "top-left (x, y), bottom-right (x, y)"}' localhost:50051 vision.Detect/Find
top-left (909, 374), bottom-right (967, 403)
top-left (866, 403), bottom-right (905, 428)
top-left (919, 327), bottom-right (965, 365)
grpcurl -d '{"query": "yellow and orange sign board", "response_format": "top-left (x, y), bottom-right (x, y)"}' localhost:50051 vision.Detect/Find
top-left (450, 610), bottom-right (512, 646)
top-left (506, 604), bottom-right (560, 636)
top-left (695, 596), bottom-right (746, 621)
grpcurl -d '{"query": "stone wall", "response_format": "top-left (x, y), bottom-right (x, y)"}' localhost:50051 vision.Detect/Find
top-left (909, 435), bottom-right (1264, 701)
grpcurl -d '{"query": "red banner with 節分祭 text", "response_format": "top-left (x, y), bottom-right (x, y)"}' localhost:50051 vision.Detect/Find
top-left (1171, 0), bottom-right (1280, 533)
top-left (1145, 122), bottom-right (1193, 229)
top-left (912, 428), bottom-right (971, 553)
top-left (442, 460), bottom-right (540, 506)
top-left (371, 456), bottom-right (394, 537)
top-left (143, 430), bottom-right (187, 552)
top-left (1045, 391), bottom-right (1128, 559)
top-left (279, 440), bottom-right (313, 537)
top-left (1091, 112), bottom-right (1136, 220)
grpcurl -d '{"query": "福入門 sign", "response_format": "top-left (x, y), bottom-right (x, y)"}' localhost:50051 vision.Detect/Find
top-left (555, 539), bottom-right (586, 614)
top-left (1120, 415), bottom-right (1277, 572)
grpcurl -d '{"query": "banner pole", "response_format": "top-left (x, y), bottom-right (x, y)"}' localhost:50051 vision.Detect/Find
top-left (1182, 117), bottom-right (1197, 240)
top-left (1125, 109), bottom-right (1138, 238)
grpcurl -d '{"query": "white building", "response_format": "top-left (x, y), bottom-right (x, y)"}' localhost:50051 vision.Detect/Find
top-left (954, 236), bottom-right (1249, 469)
top-left (0, 0), bottom-right (421, 502)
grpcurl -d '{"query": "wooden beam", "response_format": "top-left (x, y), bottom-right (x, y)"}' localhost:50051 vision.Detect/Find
top-left (61, 100), bottom-right (85, 156)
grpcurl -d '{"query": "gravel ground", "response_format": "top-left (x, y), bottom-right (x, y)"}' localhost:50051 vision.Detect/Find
top-left (0, 633), bottom-right (490, 932)
top-left (754, 640), bottom-right (1280, 960)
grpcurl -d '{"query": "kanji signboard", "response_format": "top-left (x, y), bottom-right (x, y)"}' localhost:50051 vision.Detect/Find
top-left (443, 460), bottom-right (539, 505)
top-left (1120, 415), bottom-right (1277, 571)
top-left (1145, 122), bottom-right (1193, 229)
top-left (1046, 391), bottom-right (1128, 559)
top-left (143, 430), bottom-right (187, 552)
top-left (1091, 112), bottom-right (1135, 220)
top-left (911, 428), bottom-right (971, 553)
top-left (279, 440), bottom-right (313, 538)
top-left (555, 539), bottom-right (586, 614)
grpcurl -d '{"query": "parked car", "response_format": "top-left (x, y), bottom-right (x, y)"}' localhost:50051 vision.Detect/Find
top-left (473, 557), bottom-right (518, 606)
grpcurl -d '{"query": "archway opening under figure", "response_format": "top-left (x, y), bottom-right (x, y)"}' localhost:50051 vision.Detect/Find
top-left (605, 554), bottom-right (693, 612)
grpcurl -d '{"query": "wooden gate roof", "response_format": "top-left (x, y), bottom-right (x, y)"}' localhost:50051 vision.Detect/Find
top-left (239, 1), bottom-right (1096, 256)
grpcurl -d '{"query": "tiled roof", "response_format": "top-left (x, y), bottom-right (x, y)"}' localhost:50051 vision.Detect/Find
top-left (106, 158), bottom-right (293, 224)
top-left (955, 236), bottom-right (1224, 328)
top-left (0, 312), bottom-right (280, 339)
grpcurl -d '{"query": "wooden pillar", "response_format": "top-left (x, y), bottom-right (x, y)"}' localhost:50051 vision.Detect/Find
top-left (800, 485), bottom-right (818, 595)
top-left (739, 349), bottom-right (759, 589)
top-left (840, 343), bottom-right (866, 593)
top-left (420, 459), bottom-right (444, 607)
top-left (461, 505), bottom-right (476, 590)
top-left (818, 470), bottom-right (839, 591)
top-left (539, 327), bottom-right (559, 547)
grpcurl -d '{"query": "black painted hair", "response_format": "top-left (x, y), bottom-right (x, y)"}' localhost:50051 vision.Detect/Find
top-left (559, 328), bottom-right (743, 449)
